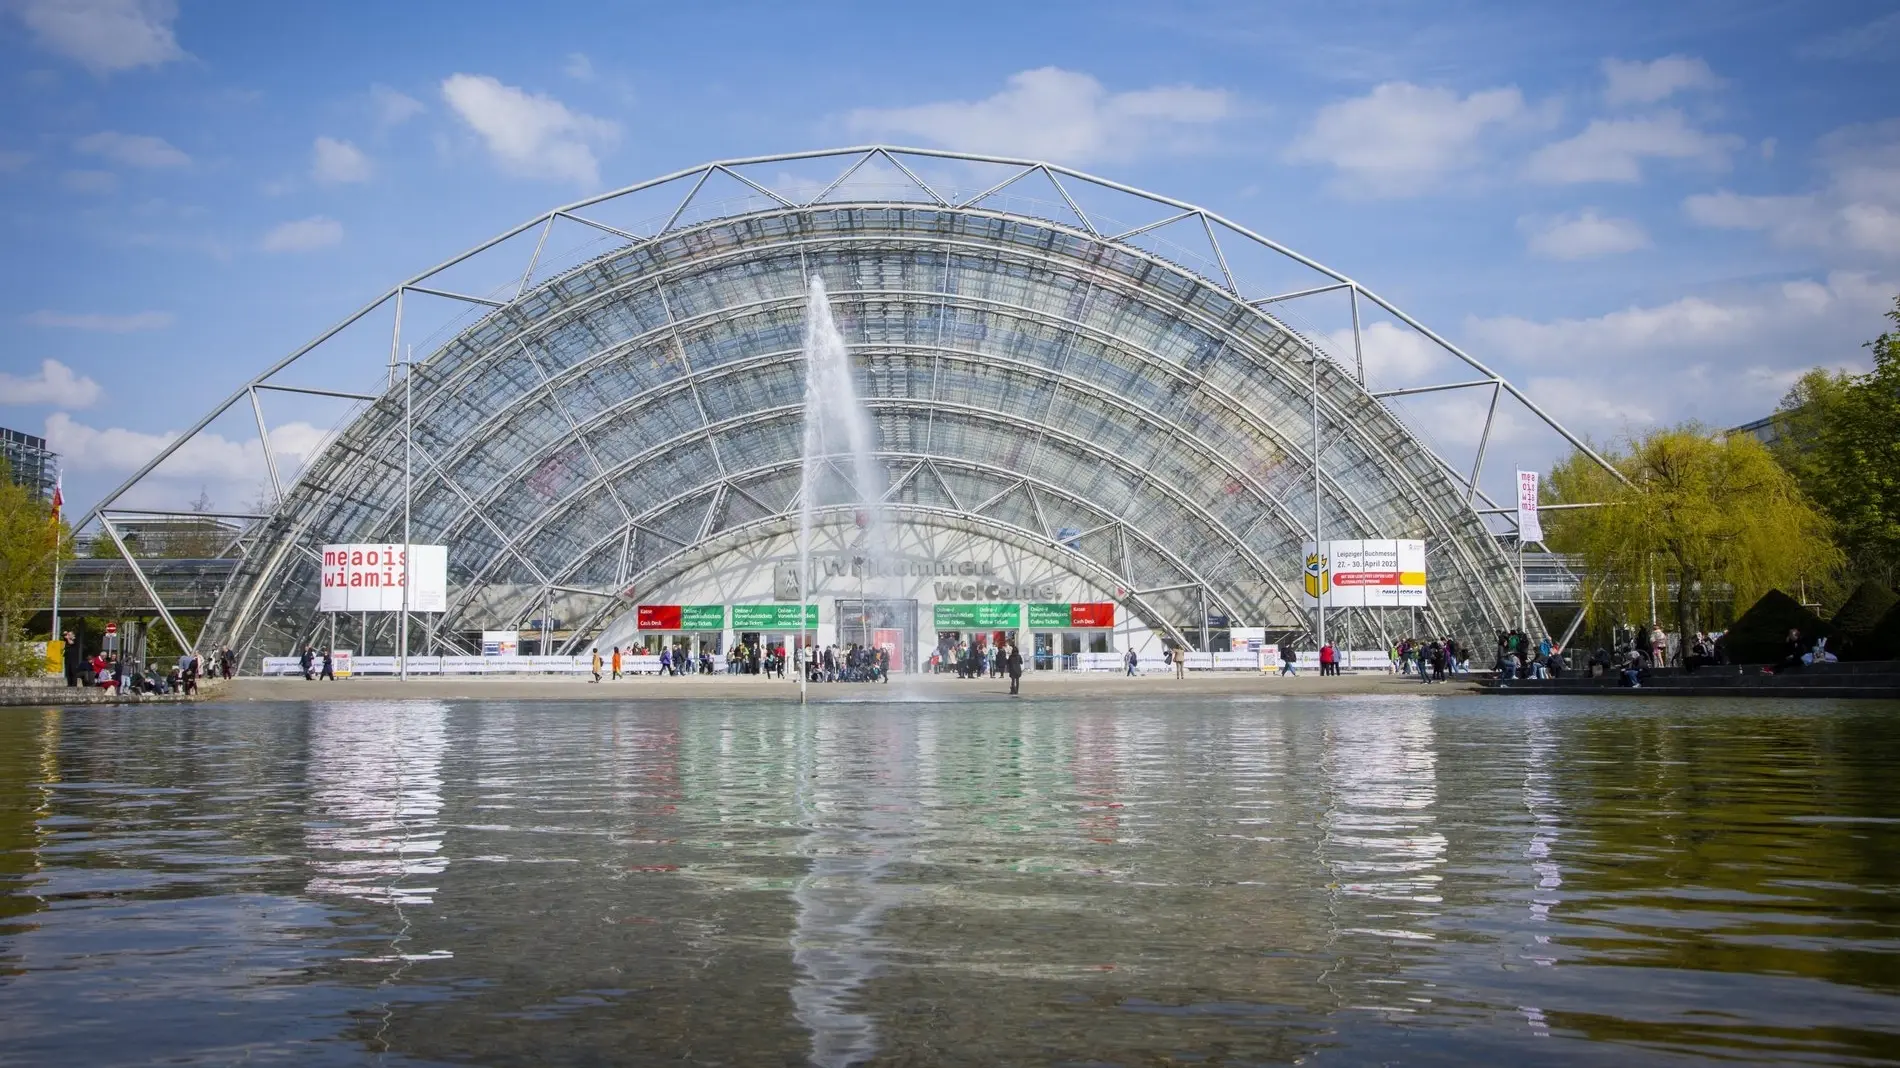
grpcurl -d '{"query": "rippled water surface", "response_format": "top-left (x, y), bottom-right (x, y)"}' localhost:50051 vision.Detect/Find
top-left (3, 695), bottom-right (1899, 1066)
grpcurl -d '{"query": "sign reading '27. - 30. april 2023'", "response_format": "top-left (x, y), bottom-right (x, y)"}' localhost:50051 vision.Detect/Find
top-left (1299, 539), bottom-right (1428, 608)
top-left (317, 543), bottom-right (449, 613)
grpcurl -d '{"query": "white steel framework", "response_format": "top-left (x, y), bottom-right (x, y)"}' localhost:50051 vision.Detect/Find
top-left (76, 146), bottom-right (1613, 665)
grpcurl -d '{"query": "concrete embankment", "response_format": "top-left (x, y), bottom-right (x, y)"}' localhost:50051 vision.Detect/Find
top-left (0, 678), bottom-right (230, 707)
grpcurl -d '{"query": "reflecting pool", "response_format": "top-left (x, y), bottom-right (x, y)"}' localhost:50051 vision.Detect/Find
top-left (3, 695), bottom-right (1899, 1065)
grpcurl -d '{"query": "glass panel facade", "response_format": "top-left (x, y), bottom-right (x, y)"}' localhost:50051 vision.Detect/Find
top-left (208, 203), bottom-right (1519, 659)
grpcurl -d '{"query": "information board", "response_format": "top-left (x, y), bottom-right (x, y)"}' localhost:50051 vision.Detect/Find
top-left (731, 604), bottom-right (818, 629)
top-left (1028, 602), bottom-right (1116, 628)
top-left (932, 603), bottom-right (1021, 629)
top-left (637, 604), bottom-right (726, 630)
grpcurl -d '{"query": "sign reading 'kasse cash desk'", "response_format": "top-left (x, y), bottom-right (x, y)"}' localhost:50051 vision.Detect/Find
top-left (317, 544), bottom-right (449, 613)
top-left (1299, 539), bottom-right (1427, 607)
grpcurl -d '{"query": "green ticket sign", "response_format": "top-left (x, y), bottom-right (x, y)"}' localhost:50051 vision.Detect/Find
top-left (680, 604), bottom-right (725, 630)
top-left (731, 603), bottom-right (818, 629)
top-left (1027, 603), bottom-right (1071, 629)
top-left (932, 603), bottom-right (1022, 630)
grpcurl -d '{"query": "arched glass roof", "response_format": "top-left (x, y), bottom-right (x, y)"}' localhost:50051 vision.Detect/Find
top-left (84, 147), bottom-right (1599, 661)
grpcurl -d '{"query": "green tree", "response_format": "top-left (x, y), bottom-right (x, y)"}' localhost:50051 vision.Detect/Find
top-left (1772, 295), bottom-right (1900, 587)
top-left (0, 459), bottom-right (71, 676)
top-left (1546, 426), bottom-right (1841, 656)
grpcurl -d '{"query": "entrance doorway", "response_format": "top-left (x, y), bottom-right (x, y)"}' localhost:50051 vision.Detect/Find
top-left (836, 598), bottom-right (919, 673)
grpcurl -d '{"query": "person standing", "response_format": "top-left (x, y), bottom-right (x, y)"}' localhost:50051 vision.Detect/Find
top-left (590, 648), bottom-right (603, 683)
top-left (1318, 643), bottom-right (1334, 677)
top-left (1006, 641), bottom-right (1023, 696)
top-left (62, 631), bottom-right (81, 688)
top-left (182, 651), bottom-right (198, 696)
top-left (1174, 643), bottom-right (1188, 679)
top-left (300, 646), bottom-right (315, 681)
top-left (320, 648), bottom-right (335, 681)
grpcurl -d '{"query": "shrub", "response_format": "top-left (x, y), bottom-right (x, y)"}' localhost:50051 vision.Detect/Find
top-left (1721, 589), bottom-right (1830, 664)
top-left (1830, 581), bottom-right (1899, 660)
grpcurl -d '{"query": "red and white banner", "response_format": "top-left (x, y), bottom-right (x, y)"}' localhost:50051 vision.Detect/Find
top-left (318, 543), bottom-right (448, 612)
top-left (1516, 471), bottom-right (1544, 543)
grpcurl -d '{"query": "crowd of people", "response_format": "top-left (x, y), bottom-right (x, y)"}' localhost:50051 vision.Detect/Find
top-left (1392, 637), bottom-right (1470, 682)
top-left (58, 630), bottom-right (235, 696)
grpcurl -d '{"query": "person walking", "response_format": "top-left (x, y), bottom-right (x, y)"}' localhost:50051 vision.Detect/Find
top-left (320, 648), bottom-right (335, 681)
top-left (1279, 642), bottom-right (1298, 676)
top-left (1124, 646), bottom-right (1138, 676)
top-left (1006, 641), bottom-right (1023, 696)
top-left (590, 648), bottom-right (603, 683)
top-left (300, 646), bottom-right (315, 681)
top-left (611, 646), bottom-right (623, 680)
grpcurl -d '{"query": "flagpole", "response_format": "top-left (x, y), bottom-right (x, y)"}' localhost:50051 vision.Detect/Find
top-left (49, 476), bottom-right (62, 643)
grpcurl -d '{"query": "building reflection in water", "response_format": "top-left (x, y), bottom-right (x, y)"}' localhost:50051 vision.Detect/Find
top-left (1316, 705), bottom-right (1446, 1010)
top-left (1518, 712), bottom-right (1564, 1037)
top-left (304, 702), bottom-right (451, 924)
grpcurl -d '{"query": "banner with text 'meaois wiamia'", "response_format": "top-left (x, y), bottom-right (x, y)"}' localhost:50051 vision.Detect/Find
top-left (317, 543), bottom-right (448, 612)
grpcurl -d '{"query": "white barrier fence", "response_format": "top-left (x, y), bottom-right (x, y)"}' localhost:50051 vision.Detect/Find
top-left (261, 655), bottom-right (680, 676)
top-left (262, 649), bottom-right (1400, 677)
top-left (1059, 649), bottom-right (1397, 673)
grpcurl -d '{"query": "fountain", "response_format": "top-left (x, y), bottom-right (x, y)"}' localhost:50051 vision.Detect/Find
top-left (798, 275), bottom-right (890, 700)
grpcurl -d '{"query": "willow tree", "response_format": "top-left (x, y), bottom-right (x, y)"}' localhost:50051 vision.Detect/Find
top-left (1545, 426), bottom-right (1840, 654)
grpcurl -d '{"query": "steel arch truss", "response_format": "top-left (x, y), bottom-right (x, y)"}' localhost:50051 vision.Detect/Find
top-left (80, 146), bottom-right (1616, 662)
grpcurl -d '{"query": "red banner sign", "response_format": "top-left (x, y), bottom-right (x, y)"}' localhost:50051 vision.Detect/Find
top-left (637, 604), bottom-right (681, 630)
top-left (1069, 602), bottom-right (1115, 628)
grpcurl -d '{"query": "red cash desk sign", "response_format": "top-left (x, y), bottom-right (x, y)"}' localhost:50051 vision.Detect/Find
top-left (637, 604), bottom-right (681, 630)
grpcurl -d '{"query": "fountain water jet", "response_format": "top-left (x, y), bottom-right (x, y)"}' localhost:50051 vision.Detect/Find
top-left (798, 276), bottom-right (891, 701)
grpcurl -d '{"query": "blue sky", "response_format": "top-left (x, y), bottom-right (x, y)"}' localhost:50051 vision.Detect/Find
top-left (2, 0), bottom-right (1896, 516)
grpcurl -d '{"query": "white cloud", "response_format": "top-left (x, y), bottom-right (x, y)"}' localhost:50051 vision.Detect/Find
top-left (24, 310), bottom-right (173, 332)
top-left (61, 169), bottom-right (117, 194)
top-left (1318, 321), bottom-right (1445, 385)
top-left (261, 216), bottom-right (343, 253)
top-left (1286, 82), bottom-right (1540, 197)
top-left (1684, 119), bottom-right (1900, 258)
top-left (13, 0), bottom-right (183, 76)
top-left (1798, 11), bottom-right (1900, 60)
top-left (0, 360), bottom-right (102, 407)
top-left (370, 84), bottom-right (424, 128)
top-left (1519, 210), bottom-right (1650, 259)
top-left (311, 136), bottom-right (371, 184)
top-left (563, 52), bottom-right (594, 81)
top-left (846, 67), bottom-right (1234, 166)
top-left (45, 411), bottom-right (331, 482)
top-left (441, 73), bottom-right (619, 185)
top-left (1465, 271), bottom-right (1894, 436)
top-left (1601, 55), bottom-right (1722, 106)
top-left (1525, 111), bottom-right (1741, 184)
top-left (0, 150), bottom-right (30, 172)
top-left (75, 130), bottom-right (189, 168)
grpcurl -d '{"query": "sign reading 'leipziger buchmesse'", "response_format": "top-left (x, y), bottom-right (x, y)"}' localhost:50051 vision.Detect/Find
top-left (317, 544), bottom-right (449, 613)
